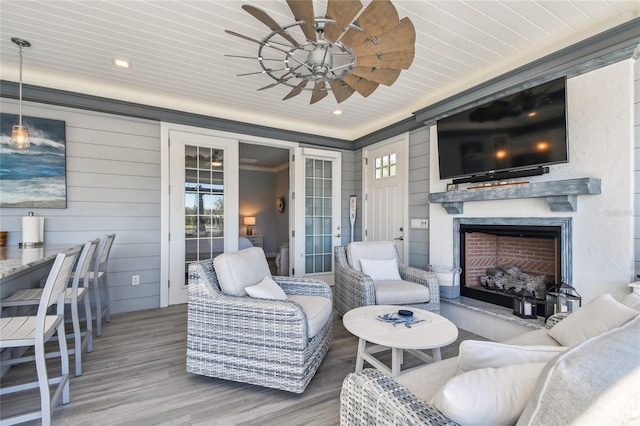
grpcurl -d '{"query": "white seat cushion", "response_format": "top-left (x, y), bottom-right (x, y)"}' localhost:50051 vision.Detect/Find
top-left (346, 241), bottom-right (397, 271)
top-left (213, 247), bottom-right (272, 296)
top-left (288, 295), bottom-right (332, 338)
top-left (374, 280), bottom-right (430, 305)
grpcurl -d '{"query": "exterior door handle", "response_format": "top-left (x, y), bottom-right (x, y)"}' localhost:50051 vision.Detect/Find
top-left (335, 233), bottom-right (341, 238)
top-left (394, 236), bottom-right (404, 241)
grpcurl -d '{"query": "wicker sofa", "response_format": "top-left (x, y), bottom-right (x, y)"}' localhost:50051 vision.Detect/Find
top-left (341, 293), bottom-right (640, 425)
top-left (334, 242), bottom-right (440, 317)
top-left (186, 249), bottom-right (333, 393)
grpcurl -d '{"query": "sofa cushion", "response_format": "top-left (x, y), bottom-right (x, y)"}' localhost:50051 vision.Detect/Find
top-left (213, 247), bottom-right (272, 296)
top-left (374, 280), bottom-right (430, 304)
top-left (517, 314), bottom-right (640, 426)
top-left (360, 258), bottom-right (401, 281)
top-left (621, 291), bottom-right (640, 311)
top-left (547, 293), bottom-right (638, 347)
top-left (397, 357), bottom-right (458, 402)
top-left (456, 340), bottom-right (567, 375)
top-left (244, 276), bottom-right (287, 300)
top-left (503, 328), bottom-right (562, 346)
top-left (346, 241), bottom-right (397, 272)
top-left (288, 295), bottom-right (332, 338)
top-left (430, 362), bottom-right (546, 426)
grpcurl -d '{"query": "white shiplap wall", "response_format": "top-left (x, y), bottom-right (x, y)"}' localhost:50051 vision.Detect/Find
top-left (1, 99), bottom-right (162, 314)
top-left (635, 59), bottom-right (640, 278)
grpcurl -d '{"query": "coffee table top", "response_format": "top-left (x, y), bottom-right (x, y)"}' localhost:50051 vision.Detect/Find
top-left (342, 305), bottom-right (459, 350)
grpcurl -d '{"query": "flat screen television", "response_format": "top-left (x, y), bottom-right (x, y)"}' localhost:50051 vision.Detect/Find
top-left (437, 77), bottom-right (568, 181)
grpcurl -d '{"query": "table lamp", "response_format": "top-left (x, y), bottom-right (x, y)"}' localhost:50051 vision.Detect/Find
top-left (244, 216), bottom-right (256, 236)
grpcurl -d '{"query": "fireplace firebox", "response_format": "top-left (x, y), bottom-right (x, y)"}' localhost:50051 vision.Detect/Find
top-left (453, 218), bottom-right (572, 313)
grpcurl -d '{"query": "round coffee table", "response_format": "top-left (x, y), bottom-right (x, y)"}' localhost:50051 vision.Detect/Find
top-left (343, 305), bottom-right (459, 377)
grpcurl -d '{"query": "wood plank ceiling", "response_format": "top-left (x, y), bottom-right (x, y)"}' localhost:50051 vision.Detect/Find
top-left (0, 0), bottom-right (637, 141)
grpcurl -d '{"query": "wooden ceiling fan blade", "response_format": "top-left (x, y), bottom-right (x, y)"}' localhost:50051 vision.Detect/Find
top-left (342, 74), bottom-right (379, 97)
top-left (356, 48), bottom-right (415, 69)
top-left (329, 79), bottom-right (355, 103)
top-left (310, 81), bottom-right (328, 104)
top-left (351, 67), bottom-right (401, 86)
top-left (350, 17), bottom-right (416, 57)
top-left (225, 30), bottom-right (289, 54)
top-left (324, 0), bottom-right (362, 43)
top-left (341, 0), bottom-right (399, 48)
top-left (286, 0), bottom-right (316, 42)
top-left (283, 80), bottom-right (308, 100)
top-left (242, 5), bottom-right (300, 47)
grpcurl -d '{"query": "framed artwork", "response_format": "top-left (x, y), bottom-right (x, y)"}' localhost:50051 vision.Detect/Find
top-left (0, 113), bottom-right (67, 208)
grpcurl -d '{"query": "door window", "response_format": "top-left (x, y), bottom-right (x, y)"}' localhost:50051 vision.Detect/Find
top-left (304, 158), bottom-right (333, 274)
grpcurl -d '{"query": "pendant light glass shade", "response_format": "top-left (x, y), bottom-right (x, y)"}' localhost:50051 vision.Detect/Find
top-left (10, 37), bottom-right (31, 149)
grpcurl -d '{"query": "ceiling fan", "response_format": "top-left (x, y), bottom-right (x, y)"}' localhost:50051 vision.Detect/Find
top-left (225, 0), bottom-right (416, 104)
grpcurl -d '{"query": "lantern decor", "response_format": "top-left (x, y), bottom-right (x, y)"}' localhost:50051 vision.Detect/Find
top-left (545, 282), bottom-right (582, 319)
top-left (513, 288), bottom-right (538, 319)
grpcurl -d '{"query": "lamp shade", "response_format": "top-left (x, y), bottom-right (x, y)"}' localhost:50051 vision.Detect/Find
top-left (243, 216), bottom-right (256, 226)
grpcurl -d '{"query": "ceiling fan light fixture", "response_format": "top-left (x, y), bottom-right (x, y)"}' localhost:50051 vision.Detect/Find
top-left (226, 0), bottom-right (415, 104)
top-left (10, 37), bottom-right (31, 149)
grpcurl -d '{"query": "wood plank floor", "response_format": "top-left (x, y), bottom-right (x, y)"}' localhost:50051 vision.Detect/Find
top-left (1, 304), bottom-right (486, 426)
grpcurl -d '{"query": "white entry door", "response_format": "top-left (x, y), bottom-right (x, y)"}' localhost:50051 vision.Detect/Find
top-left (164, 128), bottom-right (239, 305)
top-left (292, 147), bottom-right (341, 285)
top-left (363, 134), bottom-right (409, 261)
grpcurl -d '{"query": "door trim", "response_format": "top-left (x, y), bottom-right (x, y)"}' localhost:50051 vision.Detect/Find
top-left (160, 122), bottom-right (298, 307)
top-left (362, 132), bottom-right (410, 261)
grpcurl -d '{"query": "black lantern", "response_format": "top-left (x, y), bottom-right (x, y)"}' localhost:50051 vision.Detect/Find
top-left (545, 282), bottom-right (581, 319)
top-left (513, 288), bottom-right (538, 319)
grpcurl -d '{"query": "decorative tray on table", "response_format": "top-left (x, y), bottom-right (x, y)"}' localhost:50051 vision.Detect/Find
top-left (376, 311), bottom-right (427, 328)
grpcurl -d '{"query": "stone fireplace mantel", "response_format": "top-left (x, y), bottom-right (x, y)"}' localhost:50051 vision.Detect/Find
top-left (429, 177), bottom-right (601, 214)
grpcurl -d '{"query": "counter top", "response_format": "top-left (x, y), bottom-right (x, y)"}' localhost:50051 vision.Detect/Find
top-left (0, 244), bottom-right (81, 280)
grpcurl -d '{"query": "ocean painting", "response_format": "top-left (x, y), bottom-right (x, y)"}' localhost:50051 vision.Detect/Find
top-left (0, 113), bottom-right (67, 208)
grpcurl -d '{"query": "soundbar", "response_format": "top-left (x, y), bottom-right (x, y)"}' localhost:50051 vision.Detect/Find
top-left (451, 166), bottom-right (549, 185)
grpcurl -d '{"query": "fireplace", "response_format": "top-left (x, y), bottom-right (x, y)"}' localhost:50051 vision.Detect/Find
top-left (453, 218), bottom-right (572, 312)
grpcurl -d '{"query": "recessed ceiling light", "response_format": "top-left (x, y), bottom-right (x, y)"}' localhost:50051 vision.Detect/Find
top-left (113, 58), bottom-right (131, 69)
top-left (333, 109), bottom-right (343, 115)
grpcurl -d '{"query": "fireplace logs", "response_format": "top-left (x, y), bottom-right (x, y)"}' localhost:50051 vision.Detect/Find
top-left (481, 264), bottom-right (553, 299)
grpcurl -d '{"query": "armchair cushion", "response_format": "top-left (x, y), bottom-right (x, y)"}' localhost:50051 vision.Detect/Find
top-left (346, 241), bottom-right (398, 271)
top-left (288, 295), bottom-right (333, 338)
top-left (360, 258), bottom-right (401, 281)
top-left (245, 276), bottom-right (287, 300)
top-left (374, 281), bottom-right (430, 305)
top-left (430, 362), bottom-right (546, 426)
top-left (213, 247), bottom-right (272, 296)
top-left (547, 293), bottom-right (638, 347)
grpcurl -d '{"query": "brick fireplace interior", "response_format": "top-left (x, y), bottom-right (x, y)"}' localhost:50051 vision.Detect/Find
top-left (458, 224), bottom-right (563, 311)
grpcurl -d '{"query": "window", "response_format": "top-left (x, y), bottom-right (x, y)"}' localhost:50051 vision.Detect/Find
top-left (374, 153), bottom-right (396, 179)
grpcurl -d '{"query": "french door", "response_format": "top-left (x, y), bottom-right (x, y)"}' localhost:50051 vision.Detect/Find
top-left (163, 127), bottom-right (239, 305)
top-left (292, 147), bottom-right (341, 285)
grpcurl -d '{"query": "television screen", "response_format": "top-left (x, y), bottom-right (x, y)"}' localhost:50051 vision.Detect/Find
top-left (437, 77), bottom-right (568, 180)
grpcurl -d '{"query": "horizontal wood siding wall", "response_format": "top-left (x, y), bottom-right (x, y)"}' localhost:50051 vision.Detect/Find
top-left (1, 99), bottom-right (161, 314)
top-left (635, 59), bottom-right (640, 278)
top-left (408, 127), bottom-right (430, 269)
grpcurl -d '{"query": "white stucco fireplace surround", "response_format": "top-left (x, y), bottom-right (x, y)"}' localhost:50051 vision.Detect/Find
top-left (428, 60), bottom-right (635, 341)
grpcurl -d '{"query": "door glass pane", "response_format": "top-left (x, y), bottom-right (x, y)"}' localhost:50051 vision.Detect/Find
top-left (304, 158), bottom-right (333, 274)
top-left (184, 146), bottom-right (224, 277)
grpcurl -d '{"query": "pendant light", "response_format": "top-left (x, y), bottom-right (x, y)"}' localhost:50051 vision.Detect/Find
top-left (10, 37), bottom-right (31, 149)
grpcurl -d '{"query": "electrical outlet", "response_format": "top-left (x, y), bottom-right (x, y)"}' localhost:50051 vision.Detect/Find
top-left (420, 219), bottom-right (429, 228)
top-left (132, 275), bottom-right (140, 286)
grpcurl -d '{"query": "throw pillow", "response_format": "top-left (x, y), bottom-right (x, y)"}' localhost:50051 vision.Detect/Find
top-left (547, 293), bottom-right (638, 347)
top-left (244, 276), bottom-right (287, 300)
top-left (359, 258), bottom-right (401, 281)
top-left (456, 340), bottom-right (566, 375)
top-left (430, 362), bottom-right (546, 426)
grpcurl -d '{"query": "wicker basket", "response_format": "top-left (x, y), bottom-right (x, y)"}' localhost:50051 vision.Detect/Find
top-left (428, 265), bottom-right (462, 299)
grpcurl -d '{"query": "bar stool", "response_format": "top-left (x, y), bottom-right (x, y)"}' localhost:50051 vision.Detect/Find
top-left (90, 234), bottom-right (116, 336)
top-left (2, 239), bottom-right (100, 376)
top-left (0, 247), bottom-right (80, 426)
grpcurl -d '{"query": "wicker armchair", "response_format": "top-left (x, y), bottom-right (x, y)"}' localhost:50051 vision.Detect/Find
top-left (334, 242), bottom-right (440, 317)
top-left (186, 254), bottom-right (333, 394)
